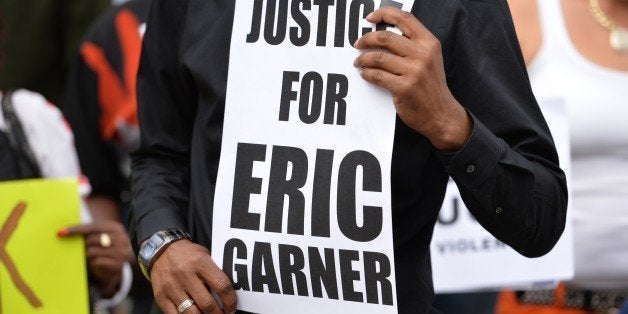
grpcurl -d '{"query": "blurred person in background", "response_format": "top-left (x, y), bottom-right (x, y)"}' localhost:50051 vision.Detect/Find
top-left (0, 89), bottom-right (133, 313)
top-left (0, 0), bottom-right (110, 106)
top-left (63, 0), bottom-right (154, 312)
top-left (497, 0), bottom-right (628, 313)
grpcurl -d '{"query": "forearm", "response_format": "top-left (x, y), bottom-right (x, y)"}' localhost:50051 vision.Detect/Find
top-left (87, 195), bottom-right (122, 221)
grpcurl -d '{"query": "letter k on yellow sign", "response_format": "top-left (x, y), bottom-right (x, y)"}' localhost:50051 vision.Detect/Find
top-left (0, 179), bottom-right (88, 314)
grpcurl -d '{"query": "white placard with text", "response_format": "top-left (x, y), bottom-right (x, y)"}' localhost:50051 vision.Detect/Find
top-left (212, 0), bottom-right (414, 312)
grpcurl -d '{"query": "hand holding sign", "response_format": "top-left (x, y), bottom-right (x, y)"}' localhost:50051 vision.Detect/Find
top-left (150, 240), bottom-right (237, 314)
top-left (59, 220), bottom-right (132, 298)
top-left (354, 7), bottom-right (472, 152)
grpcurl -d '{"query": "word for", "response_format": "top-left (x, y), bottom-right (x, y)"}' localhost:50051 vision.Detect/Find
top-left (279, 71), bottom-right (347, 125)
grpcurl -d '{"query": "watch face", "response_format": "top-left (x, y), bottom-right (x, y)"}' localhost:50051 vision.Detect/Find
top-left (140, 244), bottom-right (155, 261)
top-left (151, 234), bottom-right (165, 247)
top-left (140, 233), bottom-right (166, 264)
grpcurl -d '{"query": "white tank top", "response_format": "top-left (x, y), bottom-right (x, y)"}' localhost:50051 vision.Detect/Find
top-left (530, 0), bottom-right (628, 289)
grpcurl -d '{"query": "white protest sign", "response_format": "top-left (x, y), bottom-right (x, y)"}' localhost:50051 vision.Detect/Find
top-left (431, 97), bottom-right (574, 293)
top-left (212, 1), bottom-right (414, 313)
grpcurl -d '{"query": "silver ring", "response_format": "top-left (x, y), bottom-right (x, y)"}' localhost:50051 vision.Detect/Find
top-left (177, 298), bottom-right (195, 313)
top-left (99, 233), bottom-right (112, 248)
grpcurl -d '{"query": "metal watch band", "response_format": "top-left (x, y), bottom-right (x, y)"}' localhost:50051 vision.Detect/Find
top-left (154, 228), bottom-right (191, 255)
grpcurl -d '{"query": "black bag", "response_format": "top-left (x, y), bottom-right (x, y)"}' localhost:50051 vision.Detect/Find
top-left (0, 90), bottom-right (42, 181)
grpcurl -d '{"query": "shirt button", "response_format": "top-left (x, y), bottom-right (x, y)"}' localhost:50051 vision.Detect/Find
top-left (495, 207), bottom-right (503, 214)
top-left (466, 164), bottom-right (475, 173)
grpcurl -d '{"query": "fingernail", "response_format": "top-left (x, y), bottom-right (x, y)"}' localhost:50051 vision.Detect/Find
top-left (57, 228), bottom-right (69, 238)
top-left (353, 38), bottom-right (360, 48)
top-left (366, 12), bottom-right (374, 19)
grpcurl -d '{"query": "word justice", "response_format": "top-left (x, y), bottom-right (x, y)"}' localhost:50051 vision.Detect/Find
top-left (246, 0), bottom-right (404, 47)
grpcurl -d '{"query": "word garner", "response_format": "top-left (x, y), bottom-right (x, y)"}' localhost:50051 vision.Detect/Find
top-left (223, 240), bottom-right (394, 305)
top-left (246, 0), bottom-right (404, 47)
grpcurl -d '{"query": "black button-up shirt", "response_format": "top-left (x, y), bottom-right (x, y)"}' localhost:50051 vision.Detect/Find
top-left (130, 0), bottom-right (568, 313)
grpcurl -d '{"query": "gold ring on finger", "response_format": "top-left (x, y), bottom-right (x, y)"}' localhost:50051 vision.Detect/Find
top-left (99, 233), bottom-right (112, 248)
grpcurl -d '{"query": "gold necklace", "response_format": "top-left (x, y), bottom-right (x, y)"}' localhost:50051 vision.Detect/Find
top-left (589, 0), bottom-right (628, 53)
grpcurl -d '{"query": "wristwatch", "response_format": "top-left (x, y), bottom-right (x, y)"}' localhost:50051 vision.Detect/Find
top-left (138, 228), bottom-right (191, 281)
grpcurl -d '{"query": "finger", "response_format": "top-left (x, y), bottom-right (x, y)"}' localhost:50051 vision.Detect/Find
top-left (160, 302), bottom-right (179, 314)
top-left (186, 279), bottom-right (224, 314)
top-left (63, 220), bottom-right (124, 237)
top-left (89, 256), bottom-right (119, 267)
top-left (86, 246), bottom-right (126, 260)
top-left (86, 246), bottom-right (111, 259)
top-left (58, 223), bottom-right (100, 237)
top-left (354, 30), bottom-right (414, 57)
top-left (157, 295), bottom-right (190, 314)
top-left (181, 305), bottom-right (201, 314)
top-left (155, 283), bottom-right (177, 314)
top-left (198, 260), bottom-right (236, 314)
top-left (85, 232), bottom-right (127, 248)
top-left (85, 232), bottom-right (105, 247)
top-left (354, 50), bottom-right (408, 75)
top-left (365, 7), bottom-right (430, 41)
top-left (171, 293), bottom-right (203, 314)
top-left (359, 68), bottom-right (404, 93)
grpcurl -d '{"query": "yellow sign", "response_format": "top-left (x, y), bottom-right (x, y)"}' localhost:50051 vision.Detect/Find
top-left (0, 178), bottom-right (88, 314)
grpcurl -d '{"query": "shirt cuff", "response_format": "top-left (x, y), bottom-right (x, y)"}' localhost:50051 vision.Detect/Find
top-left (434, 113), bottom-right (505, 188)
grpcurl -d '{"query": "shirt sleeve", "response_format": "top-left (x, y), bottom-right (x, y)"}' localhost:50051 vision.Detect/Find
top-left (435, 0), bottom-right (568, 257)
top-left (129, 0), bottom-right (197, 247)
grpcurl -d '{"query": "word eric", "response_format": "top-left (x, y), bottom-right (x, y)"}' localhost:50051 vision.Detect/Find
top-left (231, 143), bottom-right (383, 242)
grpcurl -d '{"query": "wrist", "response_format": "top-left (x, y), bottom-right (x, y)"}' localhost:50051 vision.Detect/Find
top-left (137, 228), bottom-right (192, 281)
top-left (427, 99), bottom-right (472, 152)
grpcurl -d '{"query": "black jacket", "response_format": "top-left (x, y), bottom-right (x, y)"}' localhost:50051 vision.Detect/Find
top-left (64, 0), bottom-right (152, 206)
top-left (130, 0), bottom-right (568, 312)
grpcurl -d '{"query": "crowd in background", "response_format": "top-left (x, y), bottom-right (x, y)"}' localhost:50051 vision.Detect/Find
top-left (1, 0), bottom-right (152, 313)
